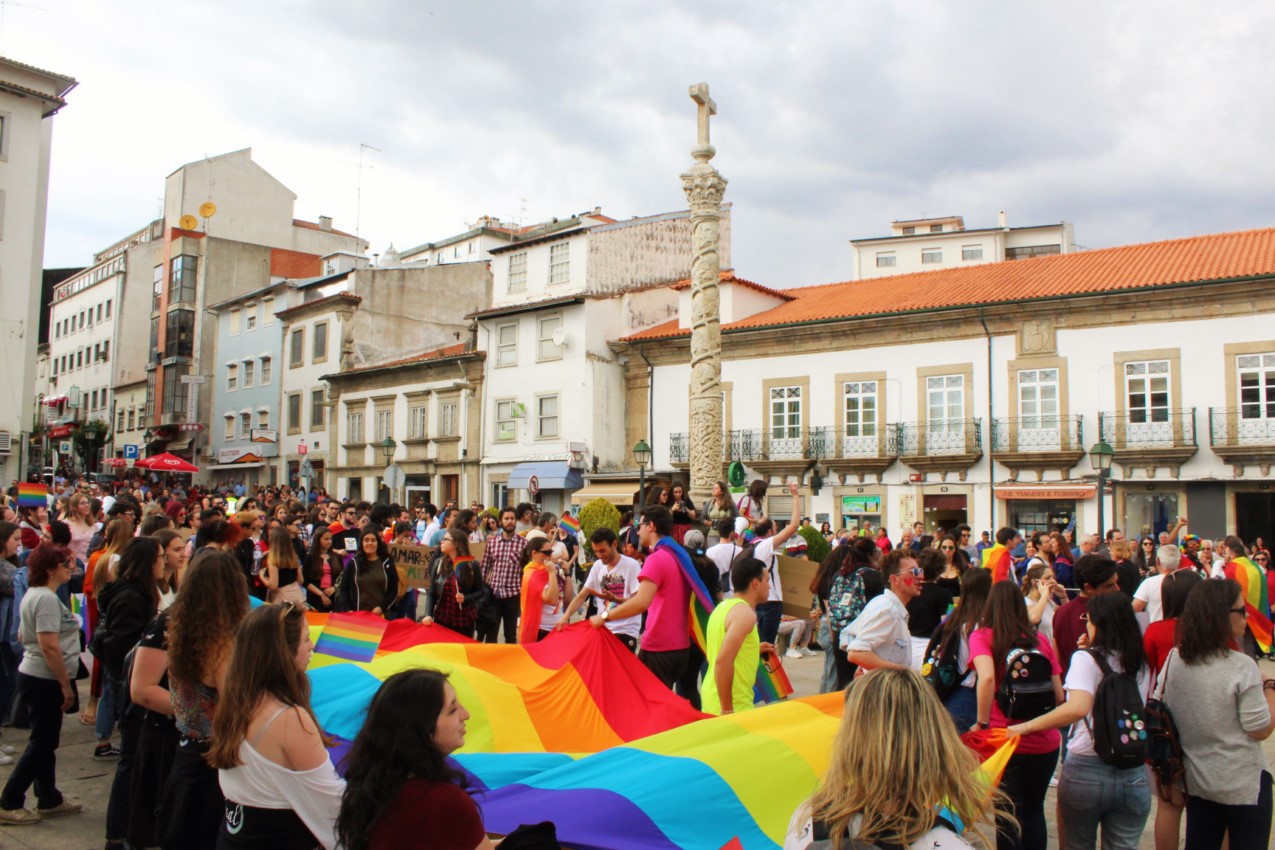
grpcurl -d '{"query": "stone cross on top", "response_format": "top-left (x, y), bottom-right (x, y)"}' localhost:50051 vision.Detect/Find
top-left (689, 82), bottom-right (716, 148)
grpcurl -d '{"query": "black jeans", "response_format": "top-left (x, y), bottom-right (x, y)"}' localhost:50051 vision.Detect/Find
top-left (1185, 770), bottom-right (1272, 850)
top-left (106, 693), bottom-right (142, 841)
top-left (995, 748), bottom-right (1059, 850)
top-left (0, 673), bottom-right (65, 811)
top-left (675, 644), bottom-right (706, 710)
top-left (477, 595), bottom-right (520, 644)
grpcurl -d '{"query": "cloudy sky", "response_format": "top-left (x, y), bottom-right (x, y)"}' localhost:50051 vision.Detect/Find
top-left (14, 2), bottom-right (1275, 288)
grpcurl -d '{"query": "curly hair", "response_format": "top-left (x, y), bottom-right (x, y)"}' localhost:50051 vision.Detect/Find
top-left (336, 669), bottom-right (467, 850)
top-left (167, 550), bottom-right (250, 688)
top-left (1177, 578), bottom-right (1242, 665)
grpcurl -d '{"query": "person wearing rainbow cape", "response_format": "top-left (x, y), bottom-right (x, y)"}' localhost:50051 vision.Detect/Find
top-left (1222, 535), bottom-right (1273, 658)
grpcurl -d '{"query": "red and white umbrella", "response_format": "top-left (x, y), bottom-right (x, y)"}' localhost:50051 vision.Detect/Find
top-left (104, 457), bottom-right (128, 468)
top-left (135, 452), bottom-right (199, 473)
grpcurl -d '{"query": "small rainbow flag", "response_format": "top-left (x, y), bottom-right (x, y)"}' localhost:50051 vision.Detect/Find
top-left (17, 482), bottom-right (47, 509)
top-left (753, 650), bottom-right (794, 704)
top-left (314, 613), bottom-right (388, 663)
top-left (559, 514), bottom-right (580, 535)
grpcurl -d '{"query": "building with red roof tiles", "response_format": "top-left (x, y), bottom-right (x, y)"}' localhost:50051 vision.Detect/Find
top-left (611, 226), bottom-right (1275, 548)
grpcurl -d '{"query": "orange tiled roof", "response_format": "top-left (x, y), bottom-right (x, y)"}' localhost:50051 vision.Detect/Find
top-left (293, 218), bottom-right (359, 239)
top-left (624, 227), bottom-right (1275, 341)
top-left (670, 270), bottom-right (795, 301)
top-left (337, 343), bottom-right (472, 376)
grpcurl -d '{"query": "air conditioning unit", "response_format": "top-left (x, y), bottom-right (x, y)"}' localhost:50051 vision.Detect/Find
top-left (0, 432), bottom-right (11, 455)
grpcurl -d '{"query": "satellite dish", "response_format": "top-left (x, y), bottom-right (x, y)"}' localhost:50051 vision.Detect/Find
top-left (178, 214), bottom-right (198, 230)
top-left (199, 202), bottom-right (218, 218)
top-left (551, 327), bottom-right (567, 347)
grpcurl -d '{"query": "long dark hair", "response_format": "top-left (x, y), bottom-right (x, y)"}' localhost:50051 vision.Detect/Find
top-left (841, 536), bottom-right (878, 576)
top-left (0, 520), bottom-right (19, 565)
top-left (981, 579), bottom-right (1038, 680)
top-left (168, 550), bottom-right (250, 687)
top-left (1160, 569), bottom-right (1202, 621)
top-left (810, 544), bottom-right (852, 598)
top-left (939, 567), bottom-right (992, 645)
top-left (304, 527), bottom-right (337, 587)
top-left (355, 526), bottom-right (389, 569)
top-left (336, 669), bottom-right (465, 850)
top-left (115, 536), bottom-right (163, 610)
top-left (1178, 579), bottom-right (1242, 665)
top-left (439, 528), bottom-right (478, 592)
top-left (207, 604), bottom-right (321, 769)
top-left (1084, 592), bottom-right (1146, 676)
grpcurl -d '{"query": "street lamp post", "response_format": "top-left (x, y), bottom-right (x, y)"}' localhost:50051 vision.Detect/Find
top-left (633, 439), bottom-right (652, 520)
top-left (1089, 440), bottom-right (1114, 541)
top-left (380, 437), bottom-right (398, 505)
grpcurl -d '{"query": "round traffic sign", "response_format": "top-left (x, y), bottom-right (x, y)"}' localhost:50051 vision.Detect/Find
top-left (528, 475), bottom-right (540, 497)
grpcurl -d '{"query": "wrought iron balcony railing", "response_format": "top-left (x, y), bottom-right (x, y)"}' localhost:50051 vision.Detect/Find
top-left (990, 415), bottom-right (1083, 453)
top-left (668, 426), bottom-right (900, 464)
top-left (896, 418), bottom-right (982, 458)
top-left (1209, 408), bottom-right (1275, 448)
top-left (1098, 408), bottom-right (1197, 450)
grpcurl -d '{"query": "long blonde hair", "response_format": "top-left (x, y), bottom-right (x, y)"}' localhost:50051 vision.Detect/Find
top-left (93, 518), bottom-right (134, 591)
top-left (804, 669), bottom-right (1005, 849)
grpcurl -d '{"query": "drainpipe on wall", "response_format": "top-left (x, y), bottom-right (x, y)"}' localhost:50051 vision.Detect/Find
top-left (979, 307), bottom-right (995, 531)
top-left (639, 344), bottom-right (654, 468)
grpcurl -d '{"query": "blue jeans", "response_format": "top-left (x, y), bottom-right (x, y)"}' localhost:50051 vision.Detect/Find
top-left (755, 601), bottom-right (782, 645)
top-left (944, 686), bottom-right (977, 731)
top-left (817, 616), bottom-right (837, 694)
top-left (96, 668), bottom-right (117, 741)
top-left (1057, 754), bottom-right (1151, 850)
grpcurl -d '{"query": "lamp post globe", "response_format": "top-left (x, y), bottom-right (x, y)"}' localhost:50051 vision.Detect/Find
top-left (1089, 440), bottom-right (1115, 541)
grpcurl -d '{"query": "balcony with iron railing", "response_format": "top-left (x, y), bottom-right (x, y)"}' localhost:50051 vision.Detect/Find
top-left (990, 415), bottom-right (1085, 481)
top-left (1098, 408), bottom-right (1197, 477)
top-left (1209, 408), bottom-right (1275, 474)
top-left (897, 418), bottom-right (983, 480)
top-left (669, 425), bottom-right (901, 480)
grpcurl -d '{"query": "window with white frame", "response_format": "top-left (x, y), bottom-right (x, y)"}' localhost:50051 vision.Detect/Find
top-left (962, 245), bottom-right (984, 261)
top-left (440, 402), bottom-right (458, 436)
top-left (769, 386), bottom-right (802, 439)
top-left (261, 297), bottom-right (274, 325)
top-left (242, 360), bottom-right (254, 388)
top-left (536, 395), bottom-right (559, 438)
top-left (1125, 360), bottom-right (1170, 423)
top-left (257, 409), bottom-right (269, 430)
top-left (259, 356), bottom-right (271, 385)
top-left (1238, 353), bottom-right (1275, 420)
top-left (843, 381), bottom-right (878, 437)
top-left (537, 314), bottom-right (563, 361)
top-left (245, 303), bottom-right (257, 330)
top-left (496, 322), bottom-right (518, 367)
top-left (927, 375), bottom-right (964, 432)
top-left (127, 409), bottom-right (134, 431)
top-left (409, 405), bottom-right (427, 439)
top-left (495, 400), bottom-right (517, 442)
top-left (507, 252), bottom-right (528, 293)
top-left (921, 248), bottom-right (943, 264)
top-left (548, 242), bottom-right (570, 285)
top-left (374, 408), bottom-right (393, 442)
top-left (240, 412), bottom-right (252, 439)
top-left (1018, 369), bottom-right (1059, 428)
top-left (347, 410), bottom-right (365, 444)
top-left (224, 414), bottom-right (235, 440)
top-left (226, 364), bottom-right (238, 391)
top-left (875, 253), bottom-right (896, 268)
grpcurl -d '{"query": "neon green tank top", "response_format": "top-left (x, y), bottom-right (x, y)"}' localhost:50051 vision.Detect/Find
top-left (700, 597), bottom-right (759, 716)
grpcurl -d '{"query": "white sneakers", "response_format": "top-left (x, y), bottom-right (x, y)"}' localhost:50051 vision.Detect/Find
top-left (784, 648), bottom-right (804, 659)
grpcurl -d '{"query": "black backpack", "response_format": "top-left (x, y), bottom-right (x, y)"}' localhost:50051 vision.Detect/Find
top-left (1145, 650), bottom-right (1186, 799)
top-left (921, 625), bottom-right (965, 702)
top-left (995, 641), bottom-right (1055, 720)
top-left (1082, 649), bottom-right (1148, 769)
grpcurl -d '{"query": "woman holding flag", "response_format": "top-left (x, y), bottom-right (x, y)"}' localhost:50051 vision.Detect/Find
top-left (422, 529), bottom-right (482, 638)
top-left (518, 535), bottom-right (564, 643)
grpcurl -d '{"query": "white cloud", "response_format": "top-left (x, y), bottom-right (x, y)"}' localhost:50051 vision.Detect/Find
top-left (13, 1), bottom-right (1275, 287)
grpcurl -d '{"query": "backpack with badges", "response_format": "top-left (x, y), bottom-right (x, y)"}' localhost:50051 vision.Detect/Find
top-left (1145, 649), bottom-right (1187, 799)
top-left (921, 626), bottom-right (965, 702)
top-left (1081, 649), bottom-right (1149, 770)
top-left (995, 642), bottom-right (1055, 720)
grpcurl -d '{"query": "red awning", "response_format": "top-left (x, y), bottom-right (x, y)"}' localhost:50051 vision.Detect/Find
top-left (47, 424), bottom-right (77, 438)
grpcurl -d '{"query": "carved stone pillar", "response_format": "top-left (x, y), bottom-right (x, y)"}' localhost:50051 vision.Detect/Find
top-left (682, 83), bottom-right (727, 506)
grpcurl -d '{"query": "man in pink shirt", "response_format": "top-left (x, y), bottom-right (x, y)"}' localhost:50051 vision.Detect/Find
top-left (589, 504), bottom-right (690, 688)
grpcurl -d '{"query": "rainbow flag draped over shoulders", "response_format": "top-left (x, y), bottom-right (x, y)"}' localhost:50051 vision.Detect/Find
top-left (981, 542), bottom-right (1012, 583)
top-left (1228, 556), bottom-right (1273, 653)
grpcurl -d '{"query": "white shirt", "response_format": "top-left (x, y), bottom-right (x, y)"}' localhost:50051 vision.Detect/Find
top-left (1133, 573), bottom-right (1167, 622)
top-left (784, 807), bottom-right (973, 850)
top-left (218, 738), bottom-right (345, 850)
top-left (583, 554), bottom-right (643, 638)
top-left (753, 536), bottom-right (783, 602)
top-left (840, 589), bottom-right (911, 667)
top-left (420, 520), bottom-right (439, 544)
top-left (1063, 650), bottom-right (1152, 758)
top-left (706, 541), bottom-right (739, 578)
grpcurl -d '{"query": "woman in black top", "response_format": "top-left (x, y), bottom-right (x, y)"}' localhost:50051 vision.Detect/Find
top-left (934, 534), bottom-right (966, 596)
top-left (905, 548), bottom-right (955, 668)
top-left (301, 529), bottom-right (343, 611)
top-left (669, 483), bottom-right (696, 544)
top-left (336, 527), bottom-right (398, 617)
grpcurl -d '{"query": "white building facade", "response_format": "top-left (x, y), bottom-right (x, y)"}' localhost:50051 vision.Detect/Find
top-left (851, 214), bottom-right (1076, 280)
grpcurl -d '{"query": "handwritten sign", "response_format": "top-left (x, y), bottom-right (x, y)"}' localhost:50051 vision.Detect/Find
top-left (390, 540), bottom-right (488, 590)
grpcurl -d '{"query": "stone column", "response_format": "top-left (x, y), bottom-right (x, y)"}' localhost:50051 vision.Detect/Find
top-left (682, 83), bottom-right (728, 506)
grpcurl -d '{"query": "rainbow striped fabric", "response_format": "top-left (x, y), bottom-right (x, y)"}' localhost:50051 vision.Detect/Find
top-left (307, 616), bottom-right (1014, 849)
top-left (981, 542), bottom-right (1012, 583)
top-left (313, 613), bottom-right (388, 663)
top-left (559, 514), bottom-right (581, 535)
top-left (16, 482), bottom-right (47, 508)
top-left (1228, 556), bottom-right (1272, 653)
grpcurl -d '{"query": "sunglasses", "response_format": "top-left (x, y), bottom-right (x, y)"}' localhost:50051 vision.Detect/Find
top-left (1230, 605), bottom-right (1248, 615)
top-left (940, 545), bottom-right (955, 551)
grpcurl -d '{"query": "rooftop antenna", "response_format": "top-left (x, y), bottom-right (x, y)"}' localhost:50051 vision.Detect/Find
top-left (355, 142), bottom-right (381, 240)
top-left (0, 0), bottom-right (48, 54)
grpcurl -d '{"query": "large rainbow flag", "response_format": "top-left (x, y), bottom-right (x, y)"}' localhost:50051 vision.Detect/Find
top-left (1227, 556), bottom-right (1273, 653)
top-left (307, 613), bottom-right (1010, 849)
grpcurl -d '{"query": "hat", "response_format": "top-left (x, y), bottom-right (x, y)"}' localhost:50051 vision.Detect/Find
top-left (1182, 534), bottom-right (1200, 543)
top-left (683, 529), bottom-right (705, 549)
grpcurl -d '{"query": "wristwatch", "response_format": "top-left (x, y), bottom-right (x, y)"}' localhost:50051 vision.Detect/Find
top-left (977, 720), bottom-right (990, 730)
top-left (600, 607), bottom-right (610, 621)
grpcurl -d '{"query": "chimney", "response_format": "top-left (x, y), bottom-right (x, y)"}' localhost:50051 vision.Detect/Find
top-left (318, 215), bottom-right (333, 232)
top-left (997, 210), bottom-right (1007, 228)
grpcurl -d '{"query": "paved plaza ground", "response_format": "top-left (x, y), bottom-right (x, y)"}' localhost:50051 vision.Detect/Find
top-left (2, 650), bottom-right (1271, 849)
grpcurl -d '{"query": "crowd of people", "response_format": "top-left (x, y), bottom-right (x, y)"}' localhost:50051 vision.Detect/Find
top-left (0, 472), bottom-right (1272, 849)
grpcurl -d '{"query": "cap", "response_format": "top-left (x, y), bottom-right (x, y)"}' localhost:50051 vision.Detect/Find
top-left (683, 529), bottom-right (705, 549)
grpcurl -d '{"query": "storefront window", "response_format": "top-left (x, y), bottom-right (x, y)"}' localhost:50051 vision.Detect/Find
top-left (841, 495), bottom-right (881, 532)
top-left (1007, 500), bottom-right (1076, 536)
top-left (1124, 493), bottom-right (1178, 539)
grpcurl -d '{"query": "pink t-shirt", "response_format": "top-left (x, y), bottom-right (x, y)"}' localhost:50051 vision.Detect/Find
top-left (968, 627), bottom-right (1062, 754)
top-left (638, 547), bottom-right (690, 652)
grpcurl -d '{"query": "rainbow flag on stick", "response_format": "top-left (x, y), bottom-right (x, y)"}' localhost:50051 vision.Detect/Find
top-left (314, 613), bottom-right (388, 663)
top-left (17, 482), bottom-right (47, 508)
top-left (559, 514), bottom-right (581, 535)
top-left (753, 651), bottom-right (794, 703)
